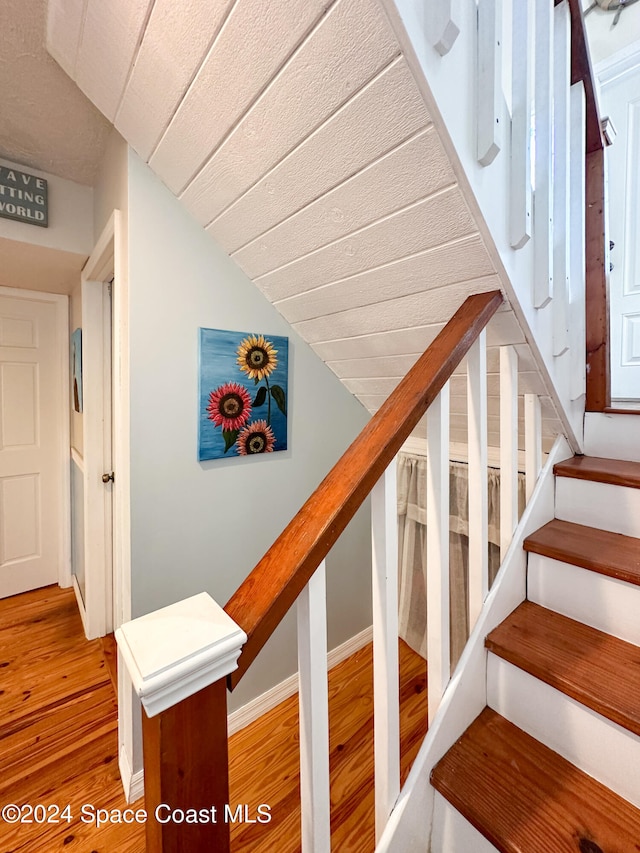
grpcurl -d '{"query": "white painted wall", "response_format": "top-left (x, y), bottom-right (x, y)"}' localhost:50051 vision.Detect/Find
top-left (126, 151), bottom-right (372, 712)
top-left (0, 156), bottom-right (93, 255)
top-left (0, 157), bottom-right (94, 294)
top-left (583, 2), bottom-right (640, 68)
top-left (93, 130), bottom-right (129, 241)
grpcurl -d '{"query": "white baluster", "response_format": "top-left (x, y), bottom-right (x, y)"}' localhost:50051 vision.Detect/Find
top-left (371, 460), bottom-right (400, 842)
top-left (477, 0), bottom-right (503, 166)
top-left (427, 383), bottom-right (450, 724)
top-left (524, 394), bottom-right (542, 502)
top-left (297, 561), bottom-right (330, 853)
top-left (425, 0), bottom-right (460, 56)
top-left (570, 82), bottom-right (587, 402)
top-left (533, 0), bottom-right (554, 308)
top-left (510, 0), bottom-right (532, 249)
top-left (553, 1), bottom-right (571, 356)
top-left (467, 332), bottom-right (489, 629)
top-left (499, 347), bottom-right (519, 558)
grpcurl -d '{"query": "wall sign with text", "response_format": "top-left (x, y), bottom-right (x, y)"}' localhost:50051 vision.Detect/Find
top-left (0, 167), bottom-right (48, 228)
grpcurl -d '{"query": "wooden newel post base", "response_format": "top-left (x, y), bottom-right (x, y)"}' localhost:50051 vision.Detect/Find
top-left (143, 679), bottom-right (230, 853)
top-left (115, 593), bottom-right (247, 853)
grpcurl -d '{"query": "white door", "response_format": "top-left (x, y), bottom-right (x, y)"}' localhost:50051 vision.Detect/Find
top-left (0, 291), bottom-right (64, 597)
top-left (602, 63), bottom-right (640, 400)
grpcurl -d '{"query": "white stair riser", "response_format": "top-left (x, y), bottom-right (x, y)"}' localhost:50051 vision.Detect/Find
top-left (555, 477), bottom-right (640, 538)
top-left (584, 413), bottom-right (640, 463)
top-left (487, 654), bottom-right (640, 809)
top-left (431, 792), bottom-right (499, 853)
top-left (527, 554), bottom-right (640, 646)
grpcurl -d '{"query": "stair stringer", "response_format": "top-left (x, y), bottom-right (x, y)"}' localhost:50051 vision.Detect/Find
top-left (375, 435), bottom-right (572, 853)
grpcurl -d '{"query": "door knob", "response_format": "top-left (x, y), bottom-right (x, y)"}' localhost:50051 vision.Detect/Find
top-left (102, 472), bottom-right (115, 484)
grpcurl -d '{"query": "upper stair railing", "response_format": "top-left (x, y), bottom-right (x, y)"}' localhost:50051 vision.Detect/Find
top-left (391, 0), bottom-right (609, 411)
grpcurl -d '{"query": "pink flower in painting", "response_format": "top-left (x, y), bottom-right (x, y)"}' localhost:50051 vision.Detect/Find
top-left (236, 420), bottom-right (276, 455)
top-left (207, 383), bottom-right (252, 431)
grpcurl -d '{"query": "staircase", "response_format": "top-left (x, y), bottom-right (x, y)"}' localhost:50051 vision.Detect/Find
top-left (430, 455), bottom-right (640, 852)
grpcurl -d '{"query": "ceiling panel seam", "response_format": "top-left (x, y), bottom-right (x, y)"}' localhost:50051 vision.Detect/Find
top-left (206, 53), bottom-right (416, 236)
top-left (116, 0), bottom-right (238, 156)
top-left (270, 232), bottom-right (487, 303)
top-left (253, 182), bottom-right (463, 283)
top-left (196, 51), bottom-right (403, 230)
top-left (274, 270), bottom-right (502, 322)
top-left (227, 123), bottom-right (435, 258)
top-left (112, 0), bottom-right (159, 121)
top-left (147, 0), bottom-right (334, 185)
top-left (174, 0), bottom-right (344, 201)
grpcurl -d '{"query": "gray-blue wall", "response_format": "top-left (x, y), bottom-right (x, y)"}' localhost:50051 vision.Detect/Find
top-left (127, 152), bottom-right (372, 709)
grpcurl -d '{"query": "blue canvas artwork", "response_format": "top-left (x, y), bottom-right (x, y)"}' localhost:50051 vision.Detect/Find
top-left (198, 328), bottom-right (288, 461)
top-left (71, 327), bottom-right (83, 413)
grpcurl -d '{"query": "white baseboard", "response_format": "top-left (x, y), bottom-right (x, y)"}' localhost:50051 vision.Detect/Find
top-left (119, 745), bottom-right (145, 804)
top-left (124, 624), bottom-right (374, 800)
top-left (228, 625), bottom-right (373, 736)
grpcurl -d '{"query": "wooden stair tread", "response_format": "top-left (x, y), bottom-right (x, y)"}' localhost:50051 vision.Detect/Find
top-left (524, 519), bottom-right (640, 586)
top-left (485, 602), bottom-right (640, 736)
top-left (554, 455), bottom-right (640, 489)
top-left (431, 708), bottom-right (640, 853)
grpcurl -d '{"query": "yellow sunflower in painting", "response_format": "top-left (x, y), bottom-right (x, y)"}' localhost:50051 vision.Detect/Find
top-left (236, 334), bottom-right (278, 381)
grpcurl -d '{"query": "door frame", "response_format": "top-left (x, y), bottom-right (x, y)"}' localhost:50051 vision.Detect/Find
top-left (0, 284), bottom-right (71, 590)
top-left (79, 210), bottom-right (130, 638)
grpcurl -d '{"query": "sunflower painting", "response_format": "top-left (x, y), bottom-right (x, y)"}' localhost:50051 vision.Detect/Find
top-left (198, 328), bottom-right (288, 461)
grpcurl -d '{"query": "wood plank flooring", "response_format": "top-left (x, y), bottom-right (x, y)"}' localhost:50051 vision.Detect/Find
top-left (0, 586), bottom-right (428, 852)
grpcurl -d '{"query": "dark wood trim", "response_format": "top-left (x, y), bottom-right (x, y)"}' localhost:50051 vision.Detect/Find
top-left (142, 680), bottom-right (231, 853)
top-left (604, 407), bottom-right (640, 415)
top-left (225, 290), bottom-right (503, 689)
top-left (564, 0), bottom-right (604, 154)
top-left (560, 0), bottom-right (610, 410)
top-left (554, 455), bottom-right (640, 489)
top-left (486, 602), bottom-right (640, 737)
top-left (585, 147), bottom-right (610, 411)
top-left (524, 519), bottom-right (640, 587)
top-left (431, 708), bottom-right (640, 852)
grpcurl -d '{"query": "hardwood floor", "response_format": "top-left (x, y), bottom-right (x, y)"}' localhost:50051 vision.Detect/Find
top-left (0, 585), bottom-right (141, 853)
top-left (0, 586), bottom-right (428, 852)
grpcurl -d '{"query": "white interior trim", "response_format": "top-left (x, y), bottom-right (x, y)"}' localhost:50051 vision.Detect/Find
top-left (228, 625), bottom-right (373, 736)
top-left (401, 437), bottom-right (528, 472)
top-left (80, 274), bottom-right (112, 638)
top-left (116, 592), bottom-right (247, 718)
top-left (0, 285), bottom-right (71, 589)
top-left (70, 446), bottom-right (84, 470)
top-left (596, 39), bottom-right (640, 86)
top-left (81, 210), bottom-right (130, 636)
top-left (119, 744), bottom-right (145, 804)
top-left (126, 624), bottom-right (375, 800)
top-left (72, 575), bottom-right (89, 637)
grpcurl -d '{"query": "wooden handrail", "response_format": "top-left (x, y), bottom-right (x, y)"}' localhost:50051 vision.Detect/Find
top-left (567, 0), bottom-right (609, 410)
top-left (562, 0), bottom-right (604, 154)
top-left (225, 290), bottom-right (503, 689)
top-left (559, 0), bottom-right (609, 409)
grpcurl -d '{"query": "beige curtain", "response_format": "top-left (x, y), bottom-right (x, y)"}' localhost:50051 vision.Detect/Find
top-left (397, 453), bottom-right (525, 669)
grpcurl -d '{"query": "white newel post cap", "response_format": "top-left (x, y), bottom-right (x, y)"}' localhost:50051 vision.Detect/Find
top-left (115, 592), bottom-right (247, 718)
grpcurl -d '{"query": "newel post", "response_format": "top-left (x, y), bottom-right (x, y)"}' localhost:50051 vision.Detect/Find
top-left (116, 593), bottom-right (247, 853)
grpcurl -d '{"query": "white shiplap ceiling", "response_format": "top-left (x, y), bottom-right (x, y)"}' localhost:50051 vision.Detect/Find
top-left (46, 0), bottom-right (564, 448)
